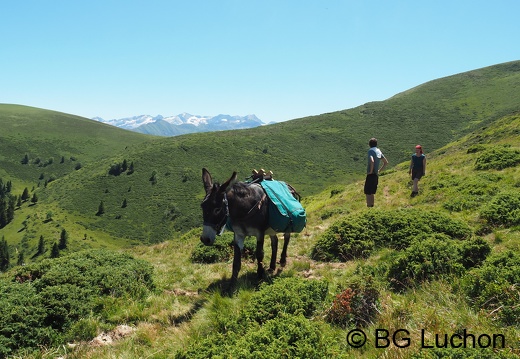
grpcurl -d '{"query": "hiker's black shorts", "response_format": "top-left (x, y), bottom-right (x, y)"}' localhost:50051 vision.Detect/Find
top-left (411, 169), bottom-right (424, 180)
top-left (364, 173), bottom-right (379, 195)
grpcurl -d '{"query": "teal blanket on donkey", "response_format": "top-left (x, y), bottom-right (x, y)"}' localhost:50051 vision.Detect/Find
top-left (261, 180), bottom-right (306, 233)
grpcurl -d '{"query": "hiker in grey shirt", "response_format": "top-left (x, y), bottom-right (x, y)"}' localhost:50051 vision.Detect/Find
top-left (364, 138), bottom-right (388, 207)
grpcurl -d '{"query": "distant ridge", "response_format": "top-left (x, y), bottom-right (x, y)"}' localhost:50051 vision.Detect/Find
top-left (92, 113), bottom-right (265, 136)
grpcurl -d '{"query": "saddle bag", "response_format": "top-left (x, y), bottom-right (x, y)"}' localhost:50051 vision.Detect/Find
top-left (260, 180), bottom-right (306, 233)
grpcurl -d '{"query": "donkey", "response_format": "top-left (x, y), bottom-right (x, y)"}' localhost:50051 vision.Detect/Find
top-left (200, 168), bottom-right (297, 285)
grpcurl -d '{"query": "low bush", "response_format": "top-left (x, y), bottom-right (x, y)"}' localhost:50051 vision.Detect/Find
top-left (387, 235), bottom-right (465, 291)
top-left (325, 277), bottom-right (379, 328)
top-left (311, 209), bottom-right (471, 262)
top-left (387, 235), bottom-right (490, 291)
top-left (242, 277), bottom-right (328, 325)
top-left (0, 250), bottom-right (154, 356)
top-left (461, 251), bottom-right (520, 326)
top-left (442, 174), bottom-right (500, 212)
top-left (466, 144), bottom-right (487, 154)
top-left (191, 234), bottom-right (258, 263)
top-left (310, 220), bottom-right (374, 261)
top-left (176, 277), bottom-right (331, 359)
top-left (176, 314), bottom-right (337, 359)
top-left (474, 146), bottom-right (520, 170)
top-left (191, 233), bottom-right (233, 263)
top-left (458, 237), bottom-right (491, 269)
top-left (480, 190), bottom-right (520, 227)
top-left (232, 314), bottom-right (331, 359)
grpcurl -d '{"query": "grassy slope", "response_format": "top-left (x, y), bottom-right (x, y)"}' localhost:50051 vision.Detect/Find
top-left (1, 60), bottom-right (520, 259)
top-left (0, 62), bottom-right (518, 358)
top-left (4, 61), bottom-right (518, 255)
top-left (0, 104), bottom-right (156, 251)
top-left (61, 109), bottom-right (520, 359)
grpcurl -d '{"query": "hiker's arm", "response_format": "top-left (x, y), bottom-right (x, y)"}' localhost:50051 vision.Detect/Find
top-left (379, 157), bottom-right (388, 173)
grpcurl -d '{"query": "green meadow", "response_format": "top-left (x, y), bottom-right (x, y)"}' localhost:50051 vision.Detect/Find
top-left (0, 61), bottom-right (519, 358)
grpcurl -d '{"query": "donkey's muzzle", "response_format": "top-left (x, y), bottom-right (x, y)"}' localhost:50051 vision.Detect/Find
top-left (200, 236), bottom-right (213, 246)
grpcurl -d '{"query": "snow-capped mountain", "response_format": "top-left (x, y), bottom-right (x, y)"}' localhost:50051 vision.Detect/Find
top-left (92, 113), bottom-right (265, 136)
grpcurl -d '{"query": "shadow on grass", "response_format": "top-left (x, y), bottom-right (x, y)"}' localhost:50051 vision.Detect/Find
top-left (169, 267), bottom-right (285, 326)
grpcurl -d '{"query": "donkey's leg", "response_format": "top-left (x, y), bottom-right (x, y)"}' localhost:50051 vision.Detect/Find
top-left (269, 235), bottom-right (279, 272)
top-left (231, 241), bottom-right (242, 284)
top-left (280, 233), bottom-right (290, 267)
top-left (255, 234), bottom-right (266, 278)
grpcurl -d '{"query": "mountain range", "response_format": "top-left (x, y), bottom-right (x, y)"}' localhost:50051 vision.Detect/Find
top-left (92, 113), bottom-right (265, 136)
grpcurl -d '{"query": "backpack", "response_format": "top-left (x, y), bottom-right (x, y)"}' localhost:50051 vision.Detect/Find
top-left (260, 180), bottom-right (306, 233)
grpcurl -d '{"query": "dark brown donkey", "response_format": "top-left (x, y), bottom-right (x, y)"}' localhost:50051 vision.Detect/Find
top-left (200, 168), bottom-right (300, 286)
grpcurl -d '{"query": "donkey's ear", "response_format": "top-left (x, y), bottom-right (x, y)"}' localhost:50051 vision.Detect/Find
top-left (220, 171), bottom-right (237, 192)
top-left (202, 168), bottom-right (213, 194)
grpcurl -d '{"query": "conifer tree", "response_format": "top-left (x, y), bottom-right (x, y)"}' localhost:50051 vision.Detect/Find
top-left (150, 171), bottom-right (157, 185)
top-left (7, 196), bottom-right (15, 222)
top-left (122, 198), bottom-right (127, 208)
top-left (31, 192), bottom-right (38, 205)
top-left (37, 235), bottom-right (45, 255)
top-left (17, 251), bottom-right (24, 266)
top-left (21, 187), bottom-right (30, 202)
top-left (50, 243), bottom-right (60, 258)
top-left (97, 201), bottom-right (105, 216)
top-left (58, 229), bottom-right (68, 250)
top-left (0, 237), bottom-right (9, 271)
top-left (0, 206), bottom-right (7, 229)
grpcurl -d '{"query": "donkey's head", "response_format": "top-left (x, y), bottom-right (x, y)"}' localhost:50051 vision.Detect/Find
top-left (200, 168), bottom-right (237, 245)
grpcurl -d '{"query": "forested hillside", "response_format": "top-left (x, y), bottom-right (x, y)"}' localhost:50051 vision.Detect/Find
top-left (0, 105), bottom-right (518, 359)
top-left (2, 62), bottom-right (520, 260)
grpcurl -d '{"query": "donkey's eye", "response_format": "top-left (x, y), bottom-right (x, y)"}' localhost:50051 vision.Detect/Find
top-left (213, 208), bottom-right (220, 215)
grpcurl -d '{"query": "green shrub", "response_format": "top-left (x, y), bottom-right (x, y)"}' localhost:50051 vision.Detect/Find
top-left (233, 314), bottom-right (330, 359)
top-left (458, 237), bottom-right (491, 269)
top-left (325, 277), bottom-right (379, 328)
top-left (311, 209), bottom-right (471, 262)
top-left (466, 144), bottom-right (487, 154)
top-left (311, 220), bottom-right (374, 261)
top-left (176, 314), bottom-right (336, 359)
top-left (175, 277), bottom-right (331, 359)
top-left (242, 277), bottom-right (328, 325)
top-left (429, 173), bottom-right (462, 190)
top-left (0, 282), bottom-right (54, 356)
top-left (387, 235), bottom-right (467, 291)
top-left (480, 190), bottom-right (520, 227)
top-left (191, 234), bottom-right (257, 263)
top-left (191, 234), bottom-right (233, 263)
top-left (474, 146), bottom-right (520, 170)
top-left (175, 332), bottom-right (234, 359)
top-left (442, 175), bottom-right (500, 212)
top-left (461, 251), bottom-right (520, 326)
top-left (0, 250), bottom-right (154, 355)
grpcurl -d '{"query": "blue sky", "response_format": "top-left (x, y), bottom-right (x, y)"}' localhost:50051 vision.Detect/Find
top-left (2, 1), bottom-right (519, 123)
